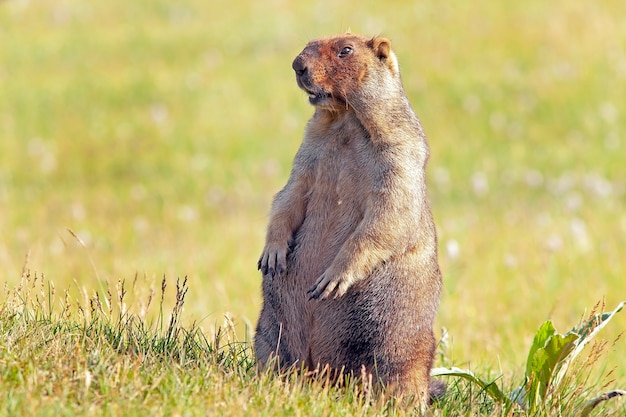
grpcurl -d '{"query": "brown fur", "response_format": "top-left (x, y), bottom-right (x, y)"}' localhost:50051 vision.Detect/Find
top-left (255, 34), bottom-right (443, 409)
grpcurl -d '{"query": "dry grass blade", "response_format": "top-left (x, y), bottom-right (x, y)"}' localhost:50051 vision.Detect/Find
top-left (578, 389), bottom-right (626, 417)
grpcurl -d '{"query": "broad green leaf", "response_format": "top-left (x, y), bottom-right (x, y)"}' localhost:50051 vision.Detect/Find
top-left (431, 367), bottom-right (511, 406)
top-left (435, 302), bottom-right (625, 414)
top-left (525, 320), bottom-right (557, 378)
top-left (526, 331), bottom-right (579, 411)
top-left (524, 301), bottom-right (625, 413)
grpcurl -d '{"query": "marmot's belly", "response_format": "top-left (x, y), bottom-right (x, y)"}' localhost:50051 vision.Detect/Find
top-left (290, 197), bottom-right (363, 284)
top-left (278, 190), bottom-right (430, 363)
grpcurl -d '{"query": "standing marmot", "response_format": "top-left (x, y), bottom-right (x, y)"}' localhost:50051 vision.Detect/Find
top-left (255, 34), bottom-right (443, 408)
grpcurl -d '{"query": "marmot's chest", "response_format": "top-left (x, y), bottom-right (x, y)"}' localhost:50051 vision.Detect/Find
top-left (294, 137), bottom-right (371, 269)
top-left (311, 136), bottom-right (373, 202)
top-left (305, 138), bottom-right (376, 231)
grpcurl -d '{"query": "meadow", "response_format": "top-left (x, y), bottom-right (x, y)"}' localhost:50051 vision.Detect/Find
top-left (1, 0), bottom-right (625, 415)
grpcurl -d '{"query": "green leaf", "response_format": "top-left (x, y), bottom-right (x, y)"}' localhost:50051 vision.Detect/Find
top-left (434, 303), bottom-right (625, 414)
top-left (526, 331), bottom-right (579, 411)
top-left (525, 320), bottom-right (557, 379)
top-left (431, 367), bottom-right (512, 406)
top-left (523, 301), bottom-right (625, 413)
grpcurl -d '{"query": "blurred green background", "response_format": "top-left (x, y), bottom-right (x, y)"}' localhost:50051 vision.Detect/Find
top-left (1, 0), bottom-right (624, 380)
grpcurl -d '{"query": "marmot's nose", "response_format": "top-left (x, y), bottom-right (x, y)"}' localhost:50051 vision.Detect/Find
top-left (292, 56), bottom-right (307, 77)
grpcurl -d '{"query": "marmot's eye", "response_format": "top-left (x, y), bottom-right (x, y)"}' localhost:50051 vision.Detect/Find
top-left (338, 46), bottom-right (353, 58)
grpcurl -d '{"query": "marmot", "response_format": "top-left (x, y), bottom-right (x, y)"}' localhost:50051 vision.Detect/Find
top-left (255, 34), bottom-right (443, 408)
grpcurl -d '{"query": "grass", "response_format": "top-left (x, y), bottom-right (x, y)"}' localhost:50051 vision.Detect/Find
top-left (1, 272), bottom-right (623, 416)
top-left (1, 0), bottom-right (625, 415)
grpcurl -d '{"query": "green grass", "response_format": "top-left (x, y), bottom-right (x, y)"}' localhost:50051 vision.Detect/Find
top-left (1, 0), bottom-right (625, 415)
top-left (1, 273), bottom-right (623, 416)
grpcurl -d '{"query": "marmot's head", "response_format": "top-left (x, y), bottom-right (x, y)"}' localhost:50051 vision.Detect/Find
top-left (292, 34), bottom-right (400, 111)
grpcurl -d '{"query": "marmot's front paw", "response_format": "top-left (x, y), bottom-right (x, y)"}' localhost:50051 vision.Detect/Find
top-left (258, 243), bottom-right (288, 278)
top-left (307, 270), bottom-right (354, 300)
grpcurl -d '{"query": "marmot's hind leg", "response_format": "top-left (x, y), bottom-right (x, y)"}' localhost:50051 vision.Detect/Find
top-left (254, 316), bottom-right (293, 370)
top-left (387, 331), bottom-right (437, 410)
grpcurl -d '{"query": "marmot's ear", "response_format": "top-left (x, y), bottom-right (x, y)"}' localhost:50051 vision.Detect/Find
top-left (370, 37), bottom-right (391, 61)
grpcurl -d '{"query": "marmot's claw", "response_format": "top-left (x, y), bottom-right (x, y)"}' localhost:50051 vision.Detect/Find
top-left (307, 273), bottom-right (340, 300)
top-left (306, 284), bottom-right (321, 300)
top-left (259, 255), bottom-right (269, 276)
top-left (259, 244), bottom-right (288, 278)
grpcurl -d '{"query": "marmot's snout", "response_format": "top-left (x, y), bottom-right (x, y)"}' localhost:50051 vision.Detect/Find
top-left (292, 55), bottom-right (306, 77)
top-left (292, 54), bottom-right (309, 90)
top-left (292, 53), bottom-right (331, 106)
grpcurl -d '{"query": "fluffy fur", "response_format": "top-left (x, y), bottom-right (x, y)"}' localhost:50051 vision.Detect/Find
top-left (255, 34), bottom-right (443, 408)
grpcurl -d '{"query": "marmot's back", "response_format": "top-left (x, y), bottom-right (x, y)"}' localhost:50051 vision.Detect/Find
top-left (255, 34), bottom-right (442, 409)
